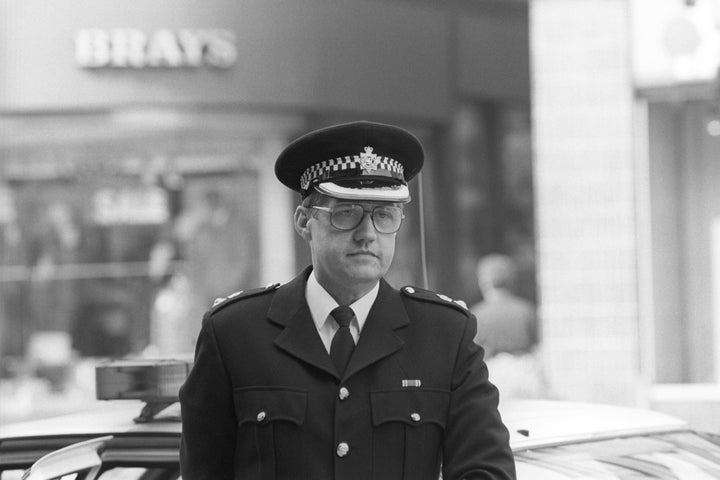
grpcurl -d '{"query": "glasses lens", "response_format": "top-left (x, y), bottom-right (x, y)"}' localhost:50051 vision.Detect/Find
top-left (330, 204), bottom-right (364, 230)
top-left (372, 206), bottom-right (403, 233)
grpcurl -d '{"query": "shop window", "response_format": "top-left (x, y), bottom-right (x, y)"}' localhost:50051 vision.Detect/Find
top-left (0, 112), bottom-right (275, 367)
top-left (648, 101), bottom-right (720, 384)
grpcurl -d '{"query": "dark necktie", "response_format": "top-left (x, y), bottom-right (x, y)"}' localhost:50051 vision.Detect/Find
top-left (330, 306), bottom-right (356, 376)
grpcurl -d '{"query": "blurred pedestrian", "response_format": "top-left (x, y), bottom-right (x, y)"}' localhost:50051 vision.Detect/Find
top-left (472, 253), bottom-right (546, 398)
top-left (148, 270), bottom-right (196, 355)
top-left (180, 121), bottom-right (516, 480)
top-left (0, 193), bottom-right (29, 360)
top-left (174, 189), bottom-right (247, 306)
top-left (472, 254), bottom-right (537, 357)
top-left (148, 187), bottom-right (252, 353)
top-left (28, 202), bottom-right (80, 335)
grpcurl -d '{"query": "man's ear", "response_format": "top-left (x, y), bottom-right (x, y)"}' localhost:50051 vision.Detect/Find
top-left (294, 206), bottom-right (312, 240)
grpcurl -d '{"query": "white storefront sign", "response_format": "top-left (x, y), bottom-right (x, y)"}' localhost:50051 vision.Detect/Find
top-left (75, 28), bottom-right (237, 69)
top-left (92, 187), bottom-right (169, 225)
top-left (632, 0), bottom-right (720, 87)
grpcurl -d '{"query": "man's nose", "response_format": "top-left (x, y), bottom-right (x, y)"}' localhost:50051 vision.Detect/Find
top-left (353, 211), bottom-right (377, 241)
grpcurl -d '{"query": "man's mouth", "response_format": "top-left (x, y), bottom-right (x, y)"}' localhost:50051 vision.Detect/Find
top-left (348, 251), bottom-right (377, 258)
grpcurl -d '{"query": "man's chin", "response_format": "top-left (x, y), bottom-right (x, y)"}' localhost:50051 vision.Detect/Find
top-left (343, 264), bottom-right (384, 283)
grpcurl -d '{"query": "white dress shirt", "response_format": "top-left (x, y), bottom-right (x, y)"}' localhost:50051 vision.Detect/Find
top-left (305, 272), bottom-right (379, 353)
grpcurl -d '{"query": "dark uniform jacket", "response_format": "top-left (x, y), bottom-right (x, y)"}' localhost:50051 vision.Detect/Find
top-left (179, 267), bottom-right (516, 480)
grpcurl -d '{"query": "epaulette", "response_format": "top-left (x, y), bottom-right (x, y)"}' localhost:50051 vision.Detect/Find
top-left (400, 285), bottom-right (469, 314)
top-left (210, 283), bottom-right (280, 314)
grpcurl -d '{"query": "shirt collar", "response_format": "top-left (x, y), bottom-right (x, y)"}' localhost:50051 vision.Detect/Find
top-left (306, 271), bottom-right (379, 333)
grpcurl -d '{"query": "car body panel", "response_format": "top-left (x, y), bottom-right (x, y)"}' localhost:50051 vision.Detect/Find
top-left (501, 399), bottom-right (688, 450)
top-left (0, 402), bottom-right (181, 441)
top-left (3, 398), bottom-right (720, 480)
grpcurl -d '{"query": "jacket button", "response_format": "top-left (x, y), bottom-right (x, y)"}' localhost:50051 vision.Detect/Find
top-left (410, 412), bottom-right (421, 422)
top-left (339, 387), bottom-right (350, 400)
top-left (336, 442), bottom-right (350, 457)
top-left (256, 411), bottom-right (266, 422)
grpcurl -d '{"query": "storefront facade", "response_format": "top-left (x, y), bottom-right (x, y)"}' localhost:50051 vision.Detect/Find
top-left (0, 1), bottom-right (532, 363)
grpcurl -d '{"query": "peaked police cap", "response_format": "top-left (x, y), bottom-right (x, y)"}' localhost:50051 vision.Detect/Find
top-left (274, 121), bottom-right (424, 203)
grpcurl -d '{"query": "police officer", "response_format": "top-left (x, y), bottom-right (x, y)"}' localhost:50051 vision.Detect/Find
top-left (179, 121), bottom-right (516, 480)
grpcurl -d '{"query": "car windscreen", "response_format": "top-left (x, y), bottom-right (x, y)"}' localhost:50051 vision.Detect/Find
top-left (515, 431), bottom-right (720, 479)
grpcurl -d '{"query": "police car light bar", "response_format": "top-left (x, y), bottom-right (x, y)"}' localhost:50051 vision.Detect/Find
top-left (95, 358), bottom-right (192, 423)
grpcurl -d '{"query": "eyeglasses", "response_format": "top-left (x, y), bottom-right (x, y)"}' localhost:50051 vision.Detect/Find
top-left (311, 204), bottom-right (404, 234)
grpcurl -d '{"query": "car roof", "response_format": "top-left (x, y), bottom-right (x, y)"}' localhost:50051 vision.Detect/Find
top-left (1, 398), bottom-right (689, 451)
top-left (500, 399), bottom-right (689, 450)
top-left (0, 401), bottom-right (182, 441)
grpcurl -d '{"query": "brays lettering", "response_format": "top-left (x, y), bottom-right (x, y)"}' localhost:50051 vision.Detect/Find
top-left (75, 29), bottom-right (237, 69)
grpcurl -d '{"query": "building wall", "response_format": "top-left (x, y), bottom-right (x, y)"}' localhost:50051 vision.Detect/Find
top-left (530, 0), bottom-right (640, 404)
top-left (457, 7), bottom-right (530, 101)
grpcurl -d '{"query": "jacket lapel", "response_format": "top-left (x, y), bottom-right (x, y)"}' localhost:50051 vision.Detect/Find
top-left (344, 279), bottom-right (409, 380)
top-left (269, 268), bottom-right (337, 378)
top-left (268, 270), bottom-right (410, 381)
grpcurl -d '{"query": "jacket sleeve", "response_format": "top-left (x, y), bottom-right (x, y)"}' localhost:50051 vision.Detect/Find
top-left (441, 312), bottom-right (517, 480)
top-left (179, 313), bottom-right (237, 480)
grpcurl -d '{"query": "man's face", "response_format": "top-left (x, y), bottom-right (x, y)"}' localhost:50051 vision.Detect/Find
top-left (301, 197), bottom-right (399, 292)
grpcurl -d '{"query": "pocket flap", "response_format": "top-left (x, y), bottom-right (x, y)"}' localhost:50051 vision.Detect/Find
top-left (371, 389), bottom-right (449, 429)
top-left (234, 386), bottom-right (307, 426)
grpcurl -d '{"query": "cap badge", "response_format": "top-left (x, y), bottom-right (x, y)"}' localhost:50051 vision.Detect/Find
top-left (360, 146), bottom-right (380, 173)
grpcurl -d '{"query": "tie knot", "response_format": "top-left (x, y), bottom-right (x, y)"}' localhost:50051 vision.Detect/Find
top-left (330, 306), bottom-right (355, 328)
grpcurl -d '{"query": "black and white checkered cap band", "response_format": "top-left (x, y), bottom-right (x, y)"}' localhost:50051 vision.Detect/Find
top-left (300, 155), bottom-right (404, 191)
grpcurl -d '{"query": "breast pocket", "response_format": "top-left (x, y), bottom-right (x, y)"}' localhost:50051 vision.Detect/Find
top-left (234, 386), bottom-right (307, 480)
top-left (370, 389), bottom-right (449, 480)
